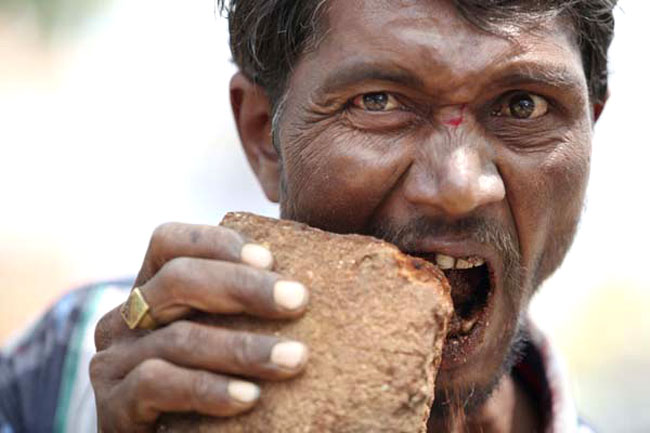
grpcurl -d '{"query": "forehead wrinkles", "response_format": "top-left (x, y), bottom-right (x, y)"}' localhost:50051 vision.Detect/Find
top-left (306, 0), bottom-right (582, 98)
top-left (328, 0), bottom-right (502, 49)
top-left (317, 0), bottom-right (517, 95)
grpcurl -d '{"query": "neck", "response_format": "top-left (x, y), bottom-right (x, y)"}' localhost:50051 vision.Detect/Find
top-left (427, 374), bottom-right (540, 433)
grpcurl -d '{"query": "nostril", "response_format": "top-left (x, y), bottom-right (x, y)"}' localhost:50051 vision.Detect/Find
top-left (430, 169), bottom-right (504, 216)
top-left (402, 170), bottom-right (500, 217)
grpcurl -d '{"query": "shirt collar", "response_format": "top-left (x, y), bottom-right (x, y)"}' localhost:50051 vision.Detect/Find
top-left (513, 319), bottom-right (583, 433)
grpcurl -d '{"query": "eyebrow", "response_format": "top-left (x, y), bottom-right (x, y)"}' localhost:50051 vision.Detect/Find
top-left (315, 60), bottom-right (587, 99)
top-left (492, 63), bottom-right (587, 94)
top-left (316, 62), bottom-right (425, 95)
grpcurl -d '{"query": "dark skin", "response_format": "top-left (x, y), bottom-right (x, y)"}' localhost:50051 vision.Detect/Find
top-left (90, 1), bottom-right (603, 431)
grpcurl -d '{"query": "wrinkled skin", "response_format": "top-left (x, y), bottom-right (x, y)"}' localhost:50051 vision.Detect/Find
top-left (280, 0), bottom-right (589, 388)
top-left (238, 0), bottom-right (594, 429)
top-left (92, 0), bottom-right (599, 431)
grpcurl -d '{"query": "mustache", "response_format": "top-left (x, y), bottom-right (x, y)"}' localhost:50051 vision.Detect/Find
top-left (364, 215), bottom-right (521, 272)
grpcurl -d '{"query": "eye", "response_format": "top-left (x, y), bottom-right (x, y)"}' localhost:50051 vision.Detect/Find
top-left (492, 92), bottom-right (549, 119)
top-left (351, 92), bottom-right (402, 112)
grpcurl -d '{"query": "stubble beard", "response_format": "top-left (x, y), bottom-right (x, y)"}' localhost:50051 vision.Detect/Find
top-left (365, 215), bottom-right (528, 428)
top-left (428, 318), bottom-right (529, 430)
top-left (274, 130), bottom-right (564, 428)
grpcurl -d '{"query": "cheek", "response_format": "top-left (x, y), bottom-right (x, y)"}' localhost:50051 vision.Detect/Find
top-left (542, 140), bottom-right (590, 212)
top-left (498, 132), bottom-right (591, 288)
top-left (535, 137), bottom-right (591, 277)
top-left (280, 126), bottom-right (412, 232)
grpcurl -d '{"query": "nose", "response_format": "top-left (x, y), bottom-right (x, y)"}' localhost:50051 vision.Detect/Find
top-left (403, 141), bottom-right (505, 218)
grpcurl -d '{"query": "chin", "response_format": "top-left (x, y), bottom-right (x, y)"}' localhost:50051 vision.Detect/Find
top-left (401, 231), bottom-right (529, 417)
top-left (432, 302), bottom-right (529, 425)
top-left (282, 210), bottom-right (533, 415)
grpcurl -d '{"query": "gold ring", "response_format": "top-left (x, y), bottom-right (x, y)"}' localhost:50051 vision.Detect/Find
top-left (120, 287), bottom-right (158, 330)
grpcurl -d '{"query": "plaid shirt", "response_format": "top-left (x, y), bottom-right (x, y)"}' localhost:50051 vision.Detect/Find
top-left (0, 281), bottom-right (596, 433)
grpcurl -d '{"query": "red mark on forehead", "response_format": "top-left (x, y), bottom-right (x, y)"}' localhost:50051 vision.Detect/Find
top-left (441, 104), bottom-right (466, 128)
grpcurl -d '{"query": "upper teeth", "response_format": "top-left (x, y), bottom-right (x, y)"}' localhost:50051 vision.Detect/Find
top-left (435, 254), bottom-right (485, 270)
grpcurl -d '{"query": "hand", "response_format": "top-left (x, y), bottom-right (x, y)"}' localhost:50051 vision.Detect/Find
top-left (90, 223), bottom-right (310, 433)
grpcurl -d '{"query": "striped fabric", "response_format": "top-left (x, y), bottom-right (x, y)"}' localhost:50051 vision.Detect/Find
top-left (1, 281), bottom-right (596, 432)
top-left (0, 281), bottom-right (129, 433)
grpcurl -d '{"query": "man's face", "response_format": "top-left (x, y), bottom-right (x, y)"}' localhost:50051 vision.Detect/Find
top-left (273, 0), bottom-right (592, 407)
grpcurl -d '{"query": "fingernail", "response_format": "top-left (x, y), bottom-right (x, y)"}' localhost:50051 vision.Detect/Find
top-left (273, 281), bottom-right (307, 310)
top-left (241, 244), bottom-right (274, 269)
top-left (228, 380), bottom-right (260, 403)
top-left (271, 341), bottom-right (308, 369)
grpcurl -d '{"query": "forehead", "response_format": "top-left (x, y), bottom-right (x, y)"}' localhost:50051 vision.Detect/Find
top-left (326, 0), bottom-right (508, 63)
top-left (295, 0), bottom-right (585, 102)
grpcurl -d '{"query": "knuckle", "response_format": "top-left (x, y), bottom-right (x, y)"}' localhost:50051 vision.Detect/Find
top-left (156, 257), bottom-right (193, 302)
top-left (89, 352), bottom-right (108, 382)
top-left (216, 226), bottom-right (245, 246)
top-left (124, 359), bottom-right (170, 424)
top-left (158, 256), bottom-right (192, 286)
top-left (131, 358), bottom-right (167, 396)
top-left (151, 222), bottom-right (177, 247)
top-left (94, 315), bottom-right (110, 351)
top-left (231, 265), bottom-right (254, 288)
top-left (214, 227), bottom-right (246, 260)
top-left (94, 308), bottom-right (120, 351)
top-left (88, 354), bottom-right (105, 388)
top-left (164, 320), bottom-right (200, 354)
top-left (148, 222), bottom-right (179, 261)
top-left (229, 265), bottom-right (264, 296)
top-left (191, 371), bottom-right (217, 409)
top-left (229, 332), bottom-right (258, 368)
top-left (229, 268), bottom-right (277, 311)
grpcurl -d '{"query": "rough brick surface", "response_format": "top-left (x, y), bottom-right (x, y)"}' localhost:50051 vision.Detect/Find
top-left (157, 212), bottom-right (452, 433)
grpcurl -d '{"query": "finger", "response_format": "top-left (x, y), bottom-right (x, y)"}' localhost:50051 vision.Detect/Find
top-left (135, 223), bottom-right (274, 286)
top-left (111, 321), bottom-right (309, 381)
top-left (95, 305), bottom-right (146, 351)
top-left (95, 257), bottom-right (306, 351)
top-left (115, 359), bottom-right (260, 426)
top-left (140, 258), bottom-right (309, 324)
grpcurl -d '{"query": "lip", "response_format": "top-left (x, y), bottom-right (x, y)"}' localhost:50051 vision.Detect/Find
top-left (402, 238), bottom-right (504, 371)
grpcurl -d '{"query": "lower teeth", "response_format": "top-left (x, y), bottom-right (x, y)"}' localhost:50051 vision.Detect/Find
top-left (461, 317), bottom-right (476, 334)
top-left (447, 315), bottom-right (478, 337)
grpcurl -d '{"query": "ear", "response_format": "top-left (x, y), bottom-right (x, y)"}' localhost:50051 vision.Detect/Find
top-left (230, 72), bottom-right (281, 202)
top-left (593, 89), bottom-right (610, 123)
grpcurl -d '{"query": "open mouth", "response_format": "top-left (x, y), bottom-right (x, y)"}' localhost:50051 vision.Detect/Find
top-left (411, 252), bottom-right (495, 367)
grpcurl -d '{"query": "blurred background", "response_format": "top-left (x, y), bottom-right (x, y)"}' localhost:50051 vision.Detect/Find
top-left (0, 0), bottom-right (648, 431)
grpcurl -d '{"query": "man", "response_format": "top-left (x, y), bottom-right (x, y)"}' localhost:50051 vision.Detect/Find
top-left (0, 0), bottom-right (616, 431)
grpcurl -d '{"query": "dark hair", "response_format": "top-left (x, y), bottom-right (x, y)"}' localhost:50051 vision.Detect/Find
top-left (219, 0), bottom-right (616, 109)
